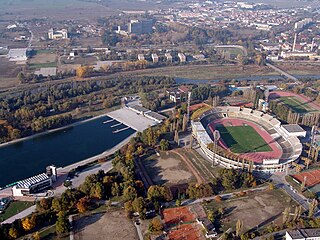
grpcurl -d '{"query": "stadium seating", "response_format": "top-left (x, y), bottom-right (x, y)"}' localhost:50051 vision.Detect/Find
top-left (197, 106), bottom-right (303, 171)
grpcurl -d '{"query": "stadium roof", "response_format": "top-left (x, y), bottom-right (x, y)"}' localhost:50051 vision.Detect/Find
top-left (145, 111), bottom-right (166, 121)
top-left (192, 121), bottom-right (212, 145)
top-left (16, 173), bottom-right (49, 189)
top-left (282, 124), bottom-right (305, 133)
top-left (287, 228), bottom-right (320, 239)
top-left (129, 105), bottom-right (150, 113)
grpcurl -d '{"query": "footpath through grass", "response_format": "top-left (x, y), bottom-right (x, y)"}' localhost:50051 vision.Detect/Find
top-left (217, 125), bottom-right (272, 153)
top-left (0, 201), bottom-right (34, 222)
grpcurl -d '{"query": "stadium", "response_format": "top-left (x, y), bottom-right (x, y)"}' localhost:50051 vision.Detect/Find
top-left (192, 106), bottom-right (306, 173)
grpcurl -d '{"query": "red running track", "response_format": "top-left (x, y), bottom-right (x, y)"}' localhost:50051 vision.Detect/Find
top-left (208, 118), bottom-right (282, 164)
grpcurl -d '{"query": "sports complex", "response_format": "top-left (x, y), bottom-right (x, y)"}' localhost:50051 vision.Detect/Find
top-left (192, 106), bottom-right (306, 173)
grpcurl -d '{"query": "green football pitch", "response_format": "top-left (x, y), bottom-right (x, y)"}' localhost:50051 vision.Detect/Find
top-left (280, 97), bottom-right (309, 113)
top-left (216, 125), bottom-right (272, 153)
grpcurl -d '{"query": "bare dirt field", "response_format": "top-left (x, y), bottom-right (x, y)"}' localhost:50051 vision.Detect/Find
top-left (0, 57), bottom-right (21, 87)
top-left (28, 53), bottom-right (57, 64)
top-left (120, 64), bottom-right (277, 80)
top-left (206, 189), bottom-right (298, 232)
top-left (142, 151), bottom-right (196, 186)
top-left (73, 210), bottom-right (138, 240)
top-left (72, 37), bottom-right (103, 48)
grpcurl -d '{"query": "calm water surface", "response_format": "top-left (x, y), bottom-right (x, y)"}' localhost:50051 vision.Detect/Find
top-left (0, 116), bottom-right (135, 187)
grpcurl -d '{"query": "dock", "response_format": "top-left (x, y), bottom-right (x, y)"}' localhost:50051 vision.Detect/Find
top-left (103, 119), bottom-right (114, 124)
top-left (113, 126), bottom-right (130, 133)
top-left (111, 122), bottom-right (122, 128)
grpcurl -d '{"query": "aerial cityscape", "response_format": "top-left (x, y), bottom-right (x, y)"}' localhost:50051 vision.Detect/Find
top-left (0, 0), bottom-right (320, 239)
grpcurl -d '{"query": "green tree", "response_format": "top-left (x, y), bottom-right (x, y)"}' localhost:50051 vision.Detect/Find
top-left (123, 186), bottom-right (137, 201)
top-left (132, 197), bottom-right (146, 214)
top-left (51, 198), bottom-right (62, 212)
top-left (91, 182), bottom-right (105, 199)
top-left (159, 139), bottom-right (169, 151)
top-left (111, 182), bottom-right (121, 196)
top-left (55, 211), bottom-right (70, 235)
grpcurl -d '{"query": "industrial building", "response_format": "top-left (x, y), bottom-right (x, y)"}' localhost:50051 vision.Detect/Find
top-left (12, 166), bottom-right (57, 197)
top-left (48, 28), bottom-right (68, 40)
top-left (178, 53), bottom-right (186, 62)
top-left (294, 18), bottom-right (312, 30)
top-left (128, 19), bottom-right (153, 35)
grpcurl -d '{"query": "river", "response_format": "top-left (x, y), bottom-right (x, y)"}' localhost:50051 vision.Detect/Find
top-left (0, 116), bottom-right (135, 187)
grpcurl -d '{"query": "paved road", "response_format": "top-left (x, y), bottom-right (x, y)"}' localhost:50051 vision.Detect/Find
top-left (134, 220), bottom-right (143, 240)
top-left (1, 205), bottom-right (36, 225)
top-left (53, 161), bottom-right (113, 196)
top-left (270, 173), bottom-right (320, 217)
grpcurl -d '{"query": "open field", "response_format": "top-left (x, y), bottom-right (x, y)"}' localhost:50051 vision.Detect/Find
top-left (73, 210), bottom-right (137, 240)
top-left (0, 0), bottom-right (114, 20)
top-left (119, 64), bottom-right (276, 80)
top-left (204, 189), bottom-right (298, 232)
top-left (0, 0), bottom-right (177, 21)
top-left (28, 62), bottom-right (57, 69)
top-left (0, 201), bottom-right (34, 222)
top-left (277, 63), bottom-right (320, 75)
top-left (217, 125), bottom-right (272, 153)
top-left (142, 151), bottom-right (196, 186)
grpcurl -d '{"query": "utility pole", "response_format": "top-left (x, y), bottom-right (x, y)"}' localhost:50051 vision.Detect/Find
top-left (213, 130), bottom-right (220, 167)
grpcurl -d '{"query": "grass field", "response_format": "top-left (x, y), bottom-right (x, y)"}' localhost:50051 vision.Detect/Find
top-left (0, 201), bottom-right (34, 222)
top-left (280, 97), bottom-right (309, 113)
top-left (217, 125), bottom-right (272, 153)
top-left (28, 62), bottom-right (57, 69)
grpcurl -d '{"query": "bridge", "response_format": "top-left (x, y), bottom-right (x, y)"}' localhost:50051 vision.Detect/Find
top-left (266, 62), bottom-right (300, 84)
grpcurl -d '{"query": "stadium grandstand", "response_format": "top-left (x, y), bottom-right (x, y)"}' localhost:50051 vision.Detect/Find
top-left (192, 106), bottom-right (305, 173)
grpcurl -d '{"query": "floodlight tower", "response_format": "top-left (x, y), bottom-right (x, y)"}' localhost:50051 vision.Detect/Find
top-left (309, 125), bottom-right (318, 160)
top-left (212, 130), bottom-right (220, 167)
top-left (187, 91), bottom-right (191, 123)
top-left (264, 88), bottom-right (270, 103)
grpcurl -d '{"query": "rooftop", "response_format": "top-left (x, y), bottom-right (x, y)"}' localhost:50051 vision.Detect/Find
top-left (282, 124), bottom-right (305, 133)
top-left (145, 111), bottom-right (166, 121)
top-left (287, 228), bottom-right (320, 239)
top-left (129, 105), bottom-right (150, 113)
top-left (15, 173), bottom-right (49, 189)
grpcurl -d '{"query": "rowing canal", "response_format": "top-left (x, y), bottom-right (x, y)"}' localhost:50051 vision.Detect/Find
top-left (0, 116), bottom-right (135, 187)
